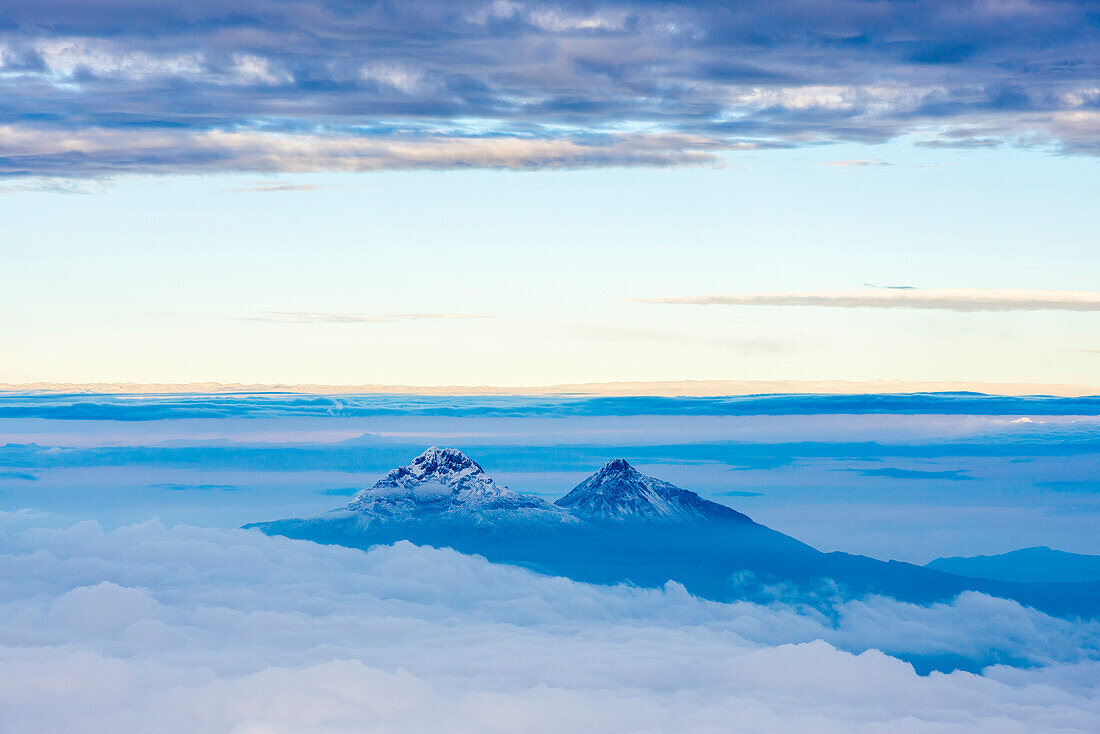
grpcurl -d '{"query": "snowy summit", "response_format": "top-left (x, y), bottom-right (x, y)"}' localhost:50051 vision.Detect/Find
top-left (345, 447), bottom-right (563, 523)
top-left (555, 458), bottom-right (753, 524)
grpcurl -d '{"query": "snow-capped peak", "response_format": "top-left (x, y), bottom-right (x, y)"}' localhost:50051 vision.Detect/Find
top-left (554, 459), bottom-right (752, 524)
top-left (399, 446), bottom-right (485, 484)
top-left (591, 458), bottom-right (639, 482)
top-left (345, 447), bottom-right (564, 523)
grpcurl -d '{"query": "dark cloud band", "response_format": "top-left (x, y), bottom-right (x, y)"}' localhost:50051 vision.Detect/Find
top-left (1, 0), bottom-right (1099, 177)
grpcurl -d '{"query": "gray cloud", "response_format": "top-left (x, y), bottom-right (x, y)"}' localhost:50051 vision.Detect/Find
top-left (637, 289), bottom-right (1100, 312)
top-left (0, 1), bottom-right (1098, 178)
top-left (915, 137), bottom-right (1006, 149)
top-left (0, 127), bottom-right (734, 177)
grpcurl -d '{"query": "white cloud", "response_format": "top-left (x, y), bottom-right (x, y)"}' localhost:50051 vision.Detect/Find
top-left (358, 64), bottom-right (424, 92)
top-left (0, 520), bottom-right (1096, 732)
top-left (29, 39), bottom-right (206, 79)
top-left (729, 84), bottom-right (930, 114)
top-left (637, 289), bottom-right (1100, 312)
top-left (229, 54), bottom-right (292, 85)
top-left (526, 8), bottom-right (629, 32)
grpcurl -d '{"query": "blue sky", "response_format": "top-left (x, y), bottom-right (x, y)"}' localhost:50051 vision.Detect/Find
top-left (1, 0), bottom-right (1098, 386)
top-left (4, 143), bottom-right (1098, 386)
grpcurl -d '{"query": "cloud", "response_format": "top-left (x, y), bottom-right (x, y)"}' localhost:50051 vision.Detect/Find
top-left (863, 283), bottom-right (918, 290)
top-left (0, 125), bottom-right (737, 177)
top-left (0, 1), bottom-right (1098, 177)
top-left (0, 180), bottom-right (96, 194)
top-left (224, 182), bottom-right (349, 193)
top-left (915, 137), bottom-right (1006, 149)
top-left (226, 311), bottom-right (496, 324)
top-left (823, 159), bottom-right (891, 167)
top-left (636, 289), bottom-right (1100, 312)
top-left (0, 519), bottom-right (1097, 732)
top-left (858, 468), bottom-right (974, 481)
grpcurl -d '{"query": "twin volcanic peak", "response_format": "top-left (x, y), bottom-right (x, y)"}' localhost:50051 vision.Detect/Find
top-left (555, 457), bottom-right (753, 524)
top-left (344, 447), bottom-right (750, 526)
top-left (251, 447), bottom-right (1100, 622)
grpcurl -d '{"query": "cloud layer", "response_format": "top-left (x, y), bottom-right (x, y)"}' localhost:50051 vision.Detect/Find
top-left (0, 517), bottom-right (1098, 732)
top-left (1, 1), bottom-right (1099, 178)
top-left (639, 289), bottom-right (1100, 311)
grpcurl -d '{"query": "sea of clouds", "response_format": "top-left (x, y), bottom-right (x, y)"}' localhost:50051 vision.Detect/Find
top-left (2, 511), bottom-right (1097, 734)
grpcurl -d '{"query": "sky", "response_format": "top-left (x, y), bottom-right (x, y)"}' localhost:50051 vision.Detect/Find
top-left (2, 7), bottom-right (1100, 726)
top-left (1, 0), bottom-right (1099, 387)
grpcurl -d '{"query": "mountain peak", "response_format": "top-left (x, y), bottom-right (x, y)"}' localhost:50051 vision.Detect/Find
top-left (597, 458), bottom-right (635, 475)
top-left (346, 447), bottom-right (557, 521)
top-left (350, 447), bottom-right (490, 505)
top-left (409, 446), bottom-right (483, 478)
top-left (556, 461), bottom-right (752, 524)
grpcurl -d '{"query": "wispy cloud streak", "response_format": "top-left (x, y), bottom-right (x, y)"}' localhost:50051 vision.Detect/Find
top-left (227, 312), bottom-right (495, 324)
top-left (638, 289), bottom-right (1100, 312)
top-left (224, 182), bottom-right (349, 193)
top-left (823, 160), bottom-right (891, 167)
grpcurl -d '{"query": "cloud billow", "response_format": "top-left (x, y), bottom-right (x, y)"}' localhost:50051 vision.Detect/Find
top-left (0, 517), bottom-right (1098, 732)
top-left (0, 0), bottom-right (1099, 178)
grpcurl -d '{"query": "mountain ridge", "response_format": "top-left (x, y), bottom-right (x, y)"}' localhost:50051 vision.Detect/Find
top-left (342, 447), bottom-right (748, 528)
top-left (926, 546), bottom-right (1100, 584)
top-left (246, 447), bottom-right (1100, 626)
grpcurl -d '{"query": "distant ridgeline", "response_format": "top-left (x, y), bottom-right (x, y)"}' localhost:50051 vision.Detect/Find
top-left (247, 448), bottom-right (1100, 621)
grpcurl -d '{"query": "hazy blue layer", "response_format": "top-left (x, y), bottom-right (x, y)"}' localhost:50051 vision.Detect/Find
top-left (1, 392), bottom-right (1097, 562)
top-left (2, 391), bottom-right (1100, 420)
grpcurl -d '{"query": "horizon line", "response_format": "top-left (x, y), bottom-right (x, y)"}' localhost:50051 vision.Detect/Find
top-left (2, 379), bottom-right (1098, 398)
